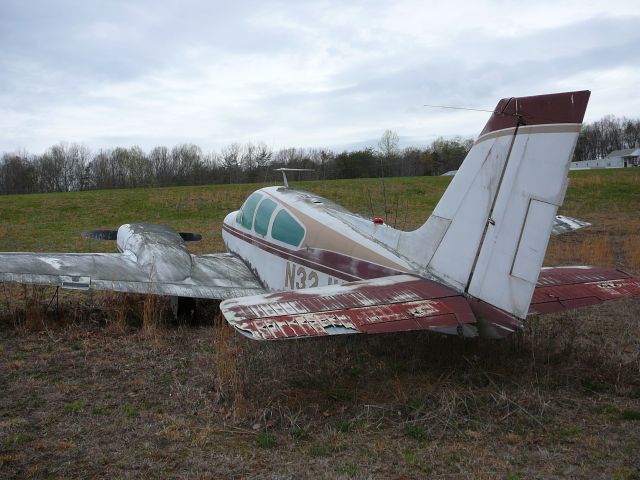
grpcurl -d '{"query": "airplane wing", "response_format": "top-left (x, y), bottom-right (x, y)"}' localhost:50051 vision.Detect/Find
top-left (220, 274), bottom-right (478, 340)
top-left (0, 252), bottom-right (265, 299)
top-left (528, 266), bottom-right (640, 315)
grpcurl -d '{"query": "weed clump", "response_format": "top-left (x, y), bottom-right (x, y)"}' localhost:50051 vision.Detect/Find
top-left (290, 425), bottom-right (307, 440)
top-left (64, 401), bottom-right (84, 414)
top-left (255, 432), bottom-right (277, 448)
top-left (621, 410), bottom-right (640, 421)
top-left (403, 424), bottom-right (426, 440)
top-left (336, 419), bottom-right (351, 433)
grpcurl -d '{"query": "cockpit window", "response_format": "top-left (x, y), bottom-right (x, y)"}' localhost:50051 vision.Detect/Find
top-left (271, 209), bottom-right (305, 247)
top-left (237, 193), bottom-right (263, 230)
top-left (254, 198), bottom-right (277, 236)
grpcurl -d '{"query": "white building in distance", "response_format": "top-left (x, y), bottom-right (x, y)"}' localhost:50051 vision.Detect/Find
top-left (571, 148), bottom-right (640, 170)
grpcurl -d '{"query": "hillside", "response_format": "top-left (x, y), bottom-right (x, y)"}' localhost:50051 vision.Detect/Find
top-left (0, 170), bottom-right (639, 479)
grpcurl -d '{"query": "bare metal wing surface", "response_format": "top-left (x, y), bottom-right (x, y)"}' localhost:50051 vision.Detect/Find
top-left (0, 223), bottom-right (265, 299)
top-left (0, 252), bottom-right (264, 298)
top-left (220, 274), bottom-right (478, 340)
top-left (552, 215), bottom-right (591, 236)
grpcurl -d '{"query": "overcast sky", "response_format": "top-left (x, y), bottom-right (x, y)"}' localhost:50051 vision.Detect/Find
top-left (1, 0), bottom-right (639, 154)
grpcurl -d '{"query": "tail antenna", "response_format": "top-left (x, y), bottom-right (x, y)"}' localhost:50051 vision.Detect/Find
top-left (423, 103), bottom-right (524, 120)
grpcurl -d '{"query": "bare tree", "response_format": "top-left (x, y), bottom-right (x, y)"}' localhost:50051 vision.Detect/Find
top-left (378, 129), bottom-right (399, 157)
top-left (378, 129), bottom-right (400, 176)
top-left (220, 143), bottom-right (242, 184)
top-left (253, 142), bottom-right (272, 182)
top-left (0, 151), bottom-right (36, 194)
top-left (149, 146), bottom-right (171, 186)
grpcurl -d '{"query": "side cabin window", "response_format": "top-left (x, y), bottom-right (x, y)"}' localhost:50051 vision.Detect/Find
top-left (254, 198), bottom-right (277, 236)
top-left (271, 209), bottom-right (305, 247)
top-left (236, 193), bottom-right (263, 230)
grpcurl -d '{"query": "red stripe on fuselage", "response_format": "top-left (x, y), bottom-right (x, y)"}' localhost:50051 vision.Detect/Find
top-left (222, 224), bottom-right (404, 281)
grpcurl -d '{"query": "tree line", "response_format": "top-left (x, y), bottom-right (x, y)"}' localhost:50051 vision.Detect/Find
top-left (573, 115), bottom-right (640, 162)
top-left (0, 134), bottom-right (472, 195)
top-left (1, 115), bottom-right (638, 195)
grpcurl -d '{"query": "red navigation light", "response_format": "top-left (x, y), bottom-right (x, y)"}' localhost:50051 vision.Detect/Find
top-left (373, 217), bottom-right (384, 224)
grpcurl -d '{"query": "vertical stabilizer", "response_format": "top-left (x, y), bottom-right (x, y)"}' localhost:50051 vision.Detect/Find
top-left (398, 91), bottom-right (590, 319)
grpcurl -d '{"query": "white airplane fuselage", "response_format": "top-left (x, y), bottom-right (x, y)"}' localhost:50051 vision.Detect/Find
top-left (222, 186), bottom-right (414, 293)
top-left (2, 90), bottom-right (627, 341)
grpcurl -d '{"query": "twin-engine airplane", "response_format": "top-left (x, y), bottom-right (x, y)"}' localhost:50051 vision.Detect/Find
top-left (1, 90), bottom-right (639, 339)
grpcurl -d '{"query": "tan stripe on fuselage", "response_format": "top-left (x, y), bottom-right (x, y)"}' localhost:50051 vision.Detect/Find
top-left (475, 123), bottom-right (582, 144)
top-left (262, 191), bottom-right (407, 272)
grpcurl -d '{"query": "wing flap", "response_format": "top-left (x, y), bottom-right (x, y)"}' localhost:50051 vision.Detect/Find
top-left (528, 266), bottom-right (640, 315)
top-left (220, 274), bottom-right (478, 340)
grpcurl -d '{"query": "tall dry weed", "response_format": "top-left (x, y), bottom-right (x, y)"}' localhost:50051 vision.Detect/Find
top-left (568, 174), bottom-right (604, 189)
top-left (142, 292), bottom-right (167, 340)
top-left (105, 293), bottom-right (137, 334)
top-left (212, 313), bottom-right (245, 409)
top-left (24, 285), bottom-right (48, 332)
top-left (546, 233), bottom-right (614, 267)
top-left (623, 236), bottom-right (640, 272)
top-left (0, 283), bottom-right (23, 329)
top-left (579, 235), bottom-right (615, 265)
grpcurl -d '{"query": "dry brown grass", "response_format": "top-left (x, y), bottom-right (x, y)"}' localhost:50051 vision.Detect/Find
top-left (545, 230), bottom-right (640, 273)
top-left (106, 293), bottom-right (130, 334)
top-left (546, 233), bottom-right (615, 267)
top-left (212, 313), bottom-right (244, 407)
top-left (566, 173), bottom-right (606, 189)
top-left (0, 285), bottom-right (52, 333)
top-left (2, 302), bottom-right (639, 478)
top-left (624, 236), bottom-right (640, 271)
top-left (141, 292), bottom-right (168, 340)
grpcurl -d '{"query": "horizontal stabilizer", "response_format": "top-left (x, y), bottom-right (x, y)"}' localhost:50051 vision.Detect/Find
top-left (529, 266), bottom-right (640, 315)
top-left (220, 274), bottom-right (478, 340)
top-left (552, 215), bottom-right (591, 236)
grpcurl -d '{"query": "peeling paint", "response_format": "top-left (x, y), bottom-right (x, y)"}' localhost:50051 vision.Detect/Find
top-left (529, 266), bottom-right (640, 315)
top-left (221, 274), bottom-right (478, 340)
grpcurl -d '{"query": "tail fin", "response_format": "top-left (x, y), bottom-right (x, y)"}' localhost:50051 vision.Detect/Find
top-left (397, 91), bottom-right (590, 319)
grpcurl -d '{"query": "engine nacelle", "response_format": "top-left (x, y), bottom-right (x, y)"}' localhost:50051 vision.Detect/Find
top-left (116, 224), bottom-right (192, 281)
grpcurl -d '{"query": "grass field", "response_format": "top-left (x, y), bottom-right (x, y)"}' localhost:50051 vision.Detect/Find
top-left (0, 170), bottom-right (639, 479)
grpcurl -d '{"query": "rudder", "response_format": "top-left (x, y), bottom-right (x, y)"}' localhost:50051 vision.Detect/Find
top-left (399, 91), bottom-right (591, 320)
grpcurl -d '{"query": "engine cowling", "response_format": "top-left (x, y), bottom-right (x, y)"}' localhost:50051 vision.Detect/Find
top-left (116, 224), bottom-right (193, 281)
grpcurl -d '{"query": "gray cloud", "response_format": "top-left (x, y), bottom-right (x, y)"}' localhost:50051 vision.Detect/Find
top-left (1, 0), bottom-right (638, 153)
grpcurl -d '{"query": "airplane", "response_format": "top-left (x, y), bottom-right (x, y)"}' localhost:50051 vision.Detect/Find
top-left (0, 90), bottom-right (638, 340)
